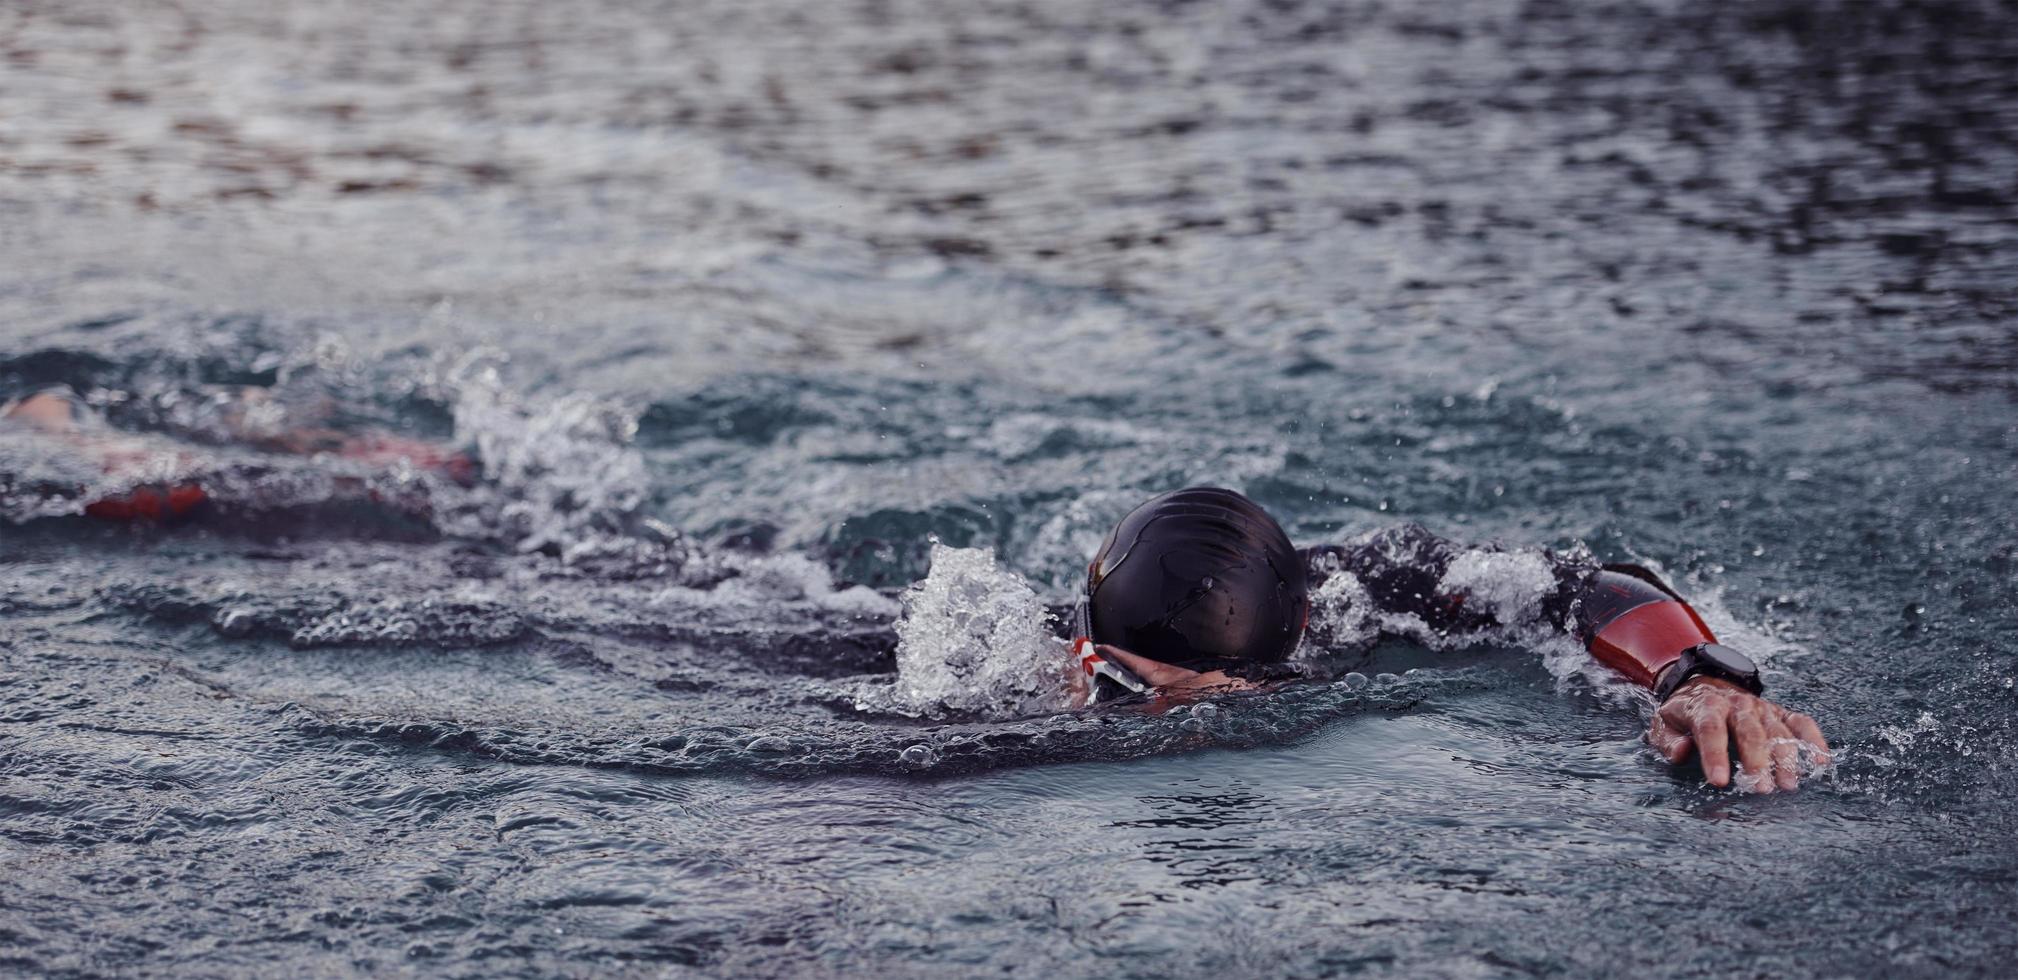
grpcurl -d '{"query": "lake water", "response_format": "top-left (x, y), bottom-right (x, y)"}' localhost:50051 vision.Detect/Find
top-left (3, 0), bottom-right (2016, 976)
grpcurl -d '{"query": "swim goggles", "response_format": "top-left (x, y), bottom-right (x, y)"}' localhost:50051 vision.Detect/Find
top-left (1072, 635), bottom-right (1149, 705)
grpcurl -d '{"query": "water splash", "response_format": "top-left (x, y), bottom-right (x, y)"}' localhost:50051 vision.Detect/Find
top-left (862, 542), bottom-right (1071, 718)
top-left (433, 359), bottom-right (711, 574)
top-left (649, 551), bottom-right (896, 618)
top-left (1303, 537), bottom-right (1649, 702)
top-left (0, 427), bottom-right (177, 521)
top-left (1437, 549), bottom-right (1558, 626)
top-left (1303, 571), bottom-right (1378, 654)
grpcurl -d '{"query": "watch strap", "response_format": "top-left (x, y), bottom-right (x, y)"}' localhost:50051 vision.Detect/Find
top-left (1656, 643), bottom-right (1764, 701)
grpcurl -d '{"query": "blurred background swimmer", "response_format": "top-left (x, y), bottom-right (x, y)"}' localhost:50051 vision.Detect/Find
top-left (1, 386), bottom-right (475, 523)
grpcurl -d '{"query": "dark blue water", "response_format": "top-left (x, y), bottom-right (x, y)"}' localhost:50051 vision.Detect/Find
top-left (4, 0), bottom-right (2017, 975)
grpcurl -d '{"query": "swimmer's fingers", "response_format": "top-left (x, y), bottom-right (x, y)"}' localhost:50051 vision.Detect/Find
top-left (1729, 710), bottom-right (1775, 793)
top-left (1662, 680), bottom-right (1831, 792)
top-left (1781, 709), bottom-right (1831, 768)
top-left (1647, 712), bottom-right (1694, 764)
top-left (1763, 715), bottom-right (1802, 791)
top-left (1685, 709), bottom-right (1733, 788)
top-left (1656, 692), bottom-right (1729, 781)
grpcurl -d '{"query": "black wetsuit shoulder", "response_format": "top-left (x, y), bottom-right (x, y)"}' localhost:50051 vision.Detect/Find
top-left (1299, 523), bottom-right (1597, 635)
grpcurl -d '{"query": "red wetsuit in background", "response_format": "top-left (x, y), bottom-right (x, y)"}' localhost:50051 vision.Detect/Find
top-left (78, 434), bottom-right (475, 523)
top-left (84, 482), bottom-right (210, 521)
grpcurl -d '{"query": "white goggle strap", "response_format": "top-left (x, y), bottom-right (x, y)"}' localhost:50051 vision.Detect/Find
top-left (1074, 636), bottom-right (1149, 703)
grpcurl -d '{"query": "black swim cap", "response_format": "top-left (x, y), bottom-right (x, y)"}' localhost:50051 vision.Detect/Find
top-left (1085, 487), bottom-right (1308, 669)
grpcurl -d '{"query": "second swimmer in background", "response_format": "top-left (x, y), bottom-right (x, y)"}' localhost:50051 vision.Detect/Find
top-left (1, 386), bottom-right (475, 521)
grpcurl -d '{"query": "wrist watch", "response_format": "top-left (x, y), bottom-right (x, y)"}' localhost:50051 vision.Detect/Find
top-left (1654, 643), bottom-right (1763, 702)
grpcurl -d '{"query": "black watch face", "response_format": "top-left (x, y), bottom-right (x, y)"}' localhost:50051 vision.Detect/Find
top-left (1697, 643), bottom-right (1757, 677)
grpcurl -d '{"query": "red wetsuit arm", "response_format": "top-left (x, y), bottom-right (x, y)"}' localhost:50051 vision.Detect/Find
top-left (1574, 564), bottom-right (1716, 690)
top-left (84, 482), bottom-right (208, 521)
top-left (79, 431), bottom-right (474, 522)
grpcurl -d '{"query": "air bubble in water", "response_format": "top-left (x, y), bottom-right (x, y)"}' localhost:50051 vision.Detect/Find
top-left (1175, 703), bottom-right (1217, 733)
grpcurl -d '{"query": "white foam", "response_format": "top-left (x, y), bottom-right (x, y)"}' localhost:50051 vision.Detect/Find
top-left (1303, 571), bottom-right (1377, 654)
top-left (865, 542), bottom-right (1072, 718)
top-left (651, 552), bottom-right (899, 618)
top-left (442, 360), bottom-right (661, 562)
top-left (1437, 549), bottom-right (1557, 625)
top-left (0, 426), bottom-right (205, 522)
top-left (1305, 543), bottom-right (1658, 706)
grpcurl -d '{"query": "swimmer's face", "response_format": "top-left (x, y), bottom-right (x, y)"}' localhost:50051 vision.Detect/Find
top-left (1091, 643), bottom-right (1258, 697)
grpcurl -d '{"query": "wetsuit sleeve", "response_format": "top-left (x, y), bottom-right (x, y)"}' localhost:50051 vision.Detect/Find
top-left (1298, 523), bottom-right (1590, 636)
top-left (1570, 564), bottom-right (1719, 690)
top-left (1299, 524), bottom-right (1715, 691)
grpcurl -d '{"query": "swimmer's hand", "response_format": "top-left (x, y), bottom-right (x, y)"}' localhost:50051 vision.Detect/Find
top-left (4, 392), bottom-right (84, 433)
top-left (1096, 645), bottom-right (1255, 699)
top-left (1648, 677), bottom-right (1831, 793)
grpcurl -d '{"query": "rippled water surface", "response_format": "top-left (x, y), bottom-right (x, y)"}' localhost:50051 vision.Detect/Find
top-left (4, 0), bottom-right (2017, 976)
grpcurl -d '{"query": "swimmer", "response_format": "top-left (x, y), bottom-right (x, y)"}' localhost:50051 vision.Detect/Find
top-left (1064, 487), bottom-right (1831, 793)
top-left (10, 387), bottom-right (1825, 791)
top-left (1, 386), bottom-right (476, 520)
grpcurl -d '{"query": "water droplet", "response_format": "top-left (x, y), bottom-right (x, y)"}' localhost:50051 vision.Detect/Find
top-left (746, 735), bottom-right (792, 754)
top-left (898, 743), bottom-right (938, 767)
top-left (215, 609), bottom-right (252, 637)
top-left (1341, 672), bottom-right (1370, 691)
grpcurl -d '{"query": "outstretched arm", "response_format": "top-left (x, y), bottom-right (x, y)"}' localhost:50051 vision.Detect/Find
top-left (1302, 525), bottom-right (1830, 792)
top-left (4, 386), bottom-right (477, 523)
